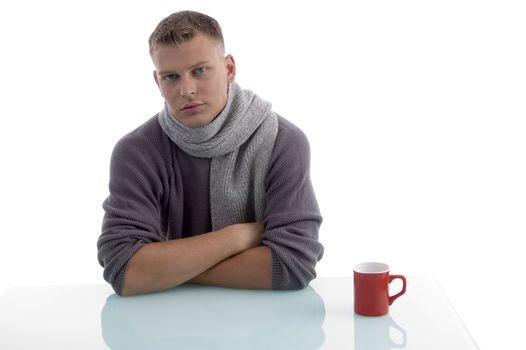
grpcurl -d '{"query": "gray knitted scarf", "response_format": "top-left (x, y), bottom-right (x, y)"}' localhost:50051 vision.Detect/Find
top-left (158, 82), bottom-right (278, 230)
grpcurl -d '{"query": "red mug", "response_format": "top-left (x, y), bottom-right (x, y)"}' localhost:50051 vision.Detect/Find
top-left (353, 262), bottom-right (407, 316)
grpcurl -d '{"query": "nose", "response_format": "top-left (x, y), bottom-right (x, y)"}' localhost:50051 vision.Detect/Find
top-left (180, 76), bottom-right (197, 97)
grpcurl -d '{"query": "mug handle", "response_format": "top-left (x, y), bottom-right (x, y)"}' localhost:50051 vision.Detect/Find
top-left (388, 275), bottom-right (407, 305)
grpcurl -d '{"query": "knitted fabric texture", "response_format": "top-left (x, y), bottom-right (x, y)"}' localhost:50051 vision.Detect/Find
top-left (158, 82), bottom-right (278, 230)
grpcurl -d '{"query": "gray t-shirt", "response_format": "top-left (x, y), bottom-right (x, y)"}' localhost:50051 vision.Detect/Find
top-left (97, 114), bottom-right (324, 295)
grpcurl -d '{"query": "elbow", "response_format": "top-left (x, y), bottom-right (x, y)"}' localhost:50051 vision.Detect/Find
top-left (103, 266), bottom-right (129, 297)
top-left (98, 239), bottom-right (153, 296)
top-left (119, 281), bottom-right (138, 297)
top-left (118, 266), bottom-right (163, 297)
top-left (99, 257), bottom-right (127, 296)
top-left (291, 267), bottom-right (317, 290)
top-left (280, 271), bottom-right (316, 290)
top-left (116, 261), bottom-right (154, 297)
top-left (100, 254), bottom-right (146, 297)
top-left (98, 235), bottom-right (148, 296)
top-left (113, 271), bottom-right (151, 297)
top-left (267, 238), bottom-right (323, 291)
top-left (118, 276), bottom-right (134, 296)
top-left (115, 248), bottom-right (185, 296)
top-left (281, 280), bottom-right (311, 291)
top-left (100, 253), bottom-right (139, 297)
top-left (271, 255), bottom-right (318, 290)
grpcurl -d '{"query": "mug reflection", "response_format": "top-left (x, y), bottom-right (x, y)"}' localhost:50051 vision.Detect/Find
top-left (354, 313), bottom-right (407, 350)
top-left (101, 284), bottom-right (325, 349)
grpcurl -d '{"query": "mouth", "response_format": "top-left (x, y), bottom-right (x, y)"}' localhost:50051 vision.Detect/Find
top-left (180, 102), bottom-right (205, 112)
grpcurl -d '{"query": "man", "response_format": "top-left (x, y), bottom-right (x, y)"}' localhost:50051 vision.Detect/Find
top-left (97, 10), bottom-right (323, 296)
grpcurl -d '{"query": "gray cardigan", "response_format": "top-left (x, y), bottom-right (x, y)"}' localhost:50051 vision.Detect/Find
top-left (97, 114), bottom-right (324, 295)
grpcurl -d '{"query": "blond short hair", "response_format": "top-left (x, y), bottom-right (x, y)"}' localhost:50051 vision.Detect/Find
top-left (148, 11), bottom-right (224, 54)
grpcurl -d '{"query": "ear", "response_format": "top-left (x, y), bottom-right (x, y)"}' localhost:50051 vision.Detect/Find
top-left (225, 54), bottom-right (236, 83)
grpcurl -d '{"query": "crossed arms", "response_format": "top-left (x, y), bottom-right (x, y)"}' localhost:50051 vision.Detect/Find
top-left (122, 223), bottom-right (271, 296)
top-left (97, 117), bottom-right (323, 296)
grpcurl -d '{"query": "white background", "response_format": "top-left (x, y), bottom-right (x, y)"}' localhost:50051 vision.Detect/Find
top-left (1, 0), bottom-right (524, 348)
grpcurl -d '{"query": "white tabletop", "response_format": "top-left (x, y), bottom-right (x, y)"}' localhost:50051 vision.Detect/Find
top-left (0, 276), bottom-right (478, 349)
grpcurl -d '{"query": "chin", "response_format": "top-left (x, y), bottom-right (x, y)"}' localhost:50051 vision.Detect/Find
top-left (184, 118), bottom-right (213, 129)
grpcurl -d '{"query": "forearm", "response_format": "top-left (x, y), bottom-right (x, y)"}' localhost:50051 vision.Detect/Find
top-left (190, 246), bottom-right (272, 289)
top-left (122, 223), bottom-right (261, 296)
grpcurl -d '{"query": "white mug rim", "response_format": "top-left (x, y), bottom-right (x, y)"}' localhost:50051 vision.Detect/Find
top-left (353, 262), bottom-right (390, 274)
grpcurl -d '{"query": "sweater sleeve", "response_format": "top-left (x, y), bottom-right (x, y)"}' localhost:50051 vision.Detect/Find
top-left (262, 118), bottom-right (324, 290)
top-left (97, 125), bottom-right (170, 295)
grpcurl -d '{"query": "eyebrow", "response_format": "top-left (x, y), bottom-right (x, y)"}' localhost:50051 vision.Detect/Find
top-left (158, 60), bottom-right (211, 76)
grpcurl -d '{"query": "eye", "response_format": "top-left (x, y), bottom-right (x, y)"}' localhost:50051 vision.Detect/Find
top-left (162, 74), bottom-right (178, 81)
top-left (194, 67), bottom-right (208, 75)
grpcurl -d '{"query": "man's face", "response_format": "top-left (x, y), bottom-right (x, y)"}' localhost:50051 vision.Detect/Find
top-left (151, 34), bottom-right (236, 128)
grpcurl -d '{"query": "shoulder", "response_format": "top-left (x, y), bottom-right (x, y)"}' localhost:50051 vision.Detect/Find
top-left (276, 115), bottom-right (309, 147)
top-left (272, 115), bottom-right (311, 164)
top-left (267, 115), bottom-right (312, 182)
top-left (117, 115), bottom-right (166, 146)
top-left (114, 115), bottom-right (170, 154)
top-left (111, 115), bottom-right (172, 169)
